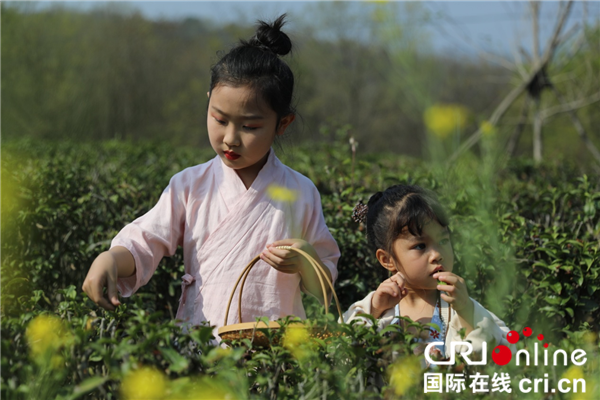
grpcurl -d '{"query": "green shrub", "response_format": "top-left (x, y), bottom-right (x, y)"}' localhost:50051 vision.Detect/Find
top-left (2, 138), bottom-right (599, 399)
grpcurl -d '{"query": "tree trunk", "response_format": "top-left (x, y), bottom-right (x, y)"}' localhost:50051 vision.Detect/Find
top-left (532, 98), bottom-right (543, 162)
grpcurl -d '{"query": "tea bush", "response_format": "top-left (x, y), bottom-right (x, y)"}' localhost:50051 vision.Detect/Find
top-left (2, 139), bottom-right (599, 399)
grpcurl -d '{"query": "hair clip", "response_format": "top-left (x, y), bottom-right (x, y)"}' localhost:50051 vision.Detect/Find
top-left (352, 201), bottom-right (368, 223)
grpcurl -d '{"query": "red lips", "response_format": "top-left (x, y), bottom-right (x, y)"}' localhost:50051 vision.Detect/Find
top-left (224, 151), bottom-right (240, 160)
top-left (430, 266), bottom-right (444, 276)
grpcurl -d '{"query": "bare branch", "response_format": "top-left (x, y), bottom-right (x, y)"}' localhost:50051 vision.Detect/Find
top-left (532, 99), bottom-right (543, 162)
top-left (477, 50), bottom-right (519, 73)
top-left (510, 43), bottom-right (530, 80)
top-left (549, 86), bottom-right (600, 164)
top-left (448, 79), bottom-right (531, 163)
top-left (541, 91), bottom-right (600, 120)
top-left (448, 0), bottom-right (575, 163)
top-left (506, 96), bottom-right (531, 157)
top-left (538, 0), bottom-right (573, 66)
top-left (530, 1), bottom-right (540, 64)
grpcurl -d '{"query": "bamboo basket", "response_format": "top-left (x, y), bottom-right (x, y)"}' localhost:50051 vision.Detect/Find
top-left (218, 246), bottom-right (343, 347)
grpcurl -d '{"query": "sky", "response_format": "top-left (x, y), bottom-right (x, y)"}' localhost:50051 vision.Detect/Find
top-left (15, 1), bottom-right (600, 57)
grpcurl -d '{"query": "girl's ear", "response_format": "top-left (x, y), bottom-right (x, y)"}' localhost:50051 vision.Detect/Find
top-left (376, 249), bottom-right (397, 272)
top-left (276, 113), bottom-right (295, 136)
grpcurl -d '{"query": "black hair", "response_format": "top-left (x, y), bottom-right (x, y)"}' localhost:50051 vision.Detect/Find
top-left (365, 184), bottom-right (450, 263)
top-left (208, 14), bottom-right (295, 125)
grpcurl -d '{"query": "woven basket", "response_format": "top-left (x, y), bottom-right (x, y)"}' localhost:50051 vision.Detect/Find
top-left (218, 246), bottom-right (343, 347)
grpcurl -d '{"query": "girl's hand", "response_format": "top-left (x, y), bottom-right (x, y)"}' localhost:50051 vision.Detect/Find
top-left (260, 239), bottom-right (310, 274)
top-left (433, 271), bottom-right (474, 331)
top-left (82, 251), bottom-right (121, 311)
top-left (261, 239), bottom-right (332, 303)
top-left (82, 247), bottom-right (135, 311)
top-left (371, 272), bottom-right (407, 319)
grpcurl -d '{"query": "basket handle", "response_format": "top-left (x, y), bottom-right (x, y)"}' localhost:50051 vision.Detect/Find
top-left (223, 246), bottom-right (343, 326)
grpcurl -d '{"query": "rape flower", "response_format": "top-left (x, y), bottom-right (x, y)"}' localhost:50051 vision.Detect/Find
top-left (423, 104), bottom-right (469, 139)
top-left (121, 366), bottom-right (167, 400)
top-left (561, 365), bottom-right (584, 383)
top-left (480, 120), bottom-right (496, 137)
top-left (561, 365), bottom-right (597, 399)
top-left (388, 355), bottom-right (422, 396)
top-left (283, 326), bottom-right (312, 361)
top-left (267, 184), bottom-right (298, 202)
top-left (26, 315), bottom-right (71, 360)
top-left (582, 331), bottom-right (597, 346)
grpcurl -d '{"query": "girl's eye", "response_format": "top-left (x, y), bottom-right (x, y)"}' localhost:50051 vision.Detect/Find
top-left (413, 243), bottom-right (426, 250)
top-left (213, 117), bottom-right (226, 125)
top-left (243, 126), bottom-right (259, 131)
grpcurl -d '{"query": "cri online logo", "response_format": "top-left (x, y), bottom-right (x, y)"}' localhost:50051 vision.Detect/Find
top-left (493, 327), bottom-right (543, 365)
top-left (425, 327), bottom-right (587, 367)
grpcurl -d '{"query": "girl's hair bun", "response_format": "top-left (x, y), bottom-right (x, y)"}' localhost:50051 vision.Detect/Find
top-left (248, 14), bottom-right (292, 56)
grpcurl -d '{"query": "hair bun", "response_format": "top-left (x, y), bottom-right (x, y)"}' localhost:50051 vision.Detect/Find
top-left (249, 14), bottom-right (292, 56)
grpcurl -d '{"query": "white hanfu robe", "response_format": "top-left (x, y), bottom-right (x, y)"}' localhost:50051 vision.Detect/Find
top-left (112, 149), bottom-right (340, 338)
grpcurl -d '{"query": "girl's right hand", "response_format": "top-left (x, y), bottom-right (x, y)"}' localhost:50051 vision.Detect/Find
top-left (371, 272), bottom-right (407, 318)
top-left (82, 251), bottom-right (122, 311)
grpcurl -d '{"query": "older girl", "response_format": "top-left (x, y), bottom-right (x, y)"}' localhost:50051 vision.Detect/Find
top-left (83, 15), bottom-right (340, 338)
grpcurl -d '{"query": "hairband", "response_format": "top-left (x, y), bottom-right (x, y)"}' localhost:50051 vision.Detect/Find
top-left (352, 201), bottom-right (368, 223)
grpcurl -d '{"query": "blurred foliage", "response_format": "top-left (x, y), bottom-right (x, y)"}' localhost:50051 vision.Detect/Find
top-left (4, 2), bottom-right (598, 166)
top-left (2, 137), bottom-right (599, 398)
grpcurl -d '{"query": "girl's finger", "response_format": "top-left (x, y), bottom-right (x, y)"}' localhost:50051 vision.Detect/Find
top-left (97, 297), bottom-right (116, 311)
top-left (266, 247), bottom-right (300, 261)
top-left (261, 251), bottom-right (285, 265)
top-left (107, 276), bottom-right (121, 307)
top-left (439, 292), bottom-right (454, 304)
top-left (262, 254), bottom-right (297, 268)
top-left (379, 282), bottom-right (400, 297)
top-left (433, 273), bottom-right (458, 285)
top-left (261, 253), bottom-right (299, 273)
top-left (390, 273), bottom-right (405, 286)
top-left (94, 288), bottom-right (115, 311)
top-left (437, 284), bottom-right (455, 293)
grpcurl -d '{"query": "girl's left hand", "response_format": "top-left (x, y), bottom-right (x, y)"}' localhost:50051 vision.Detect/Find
top-left (260, 239), bottom-right (313, 274)
top-left (261, 239), bottom-right (331, 303)
top-left (432, 271), bottom-right (474, 319)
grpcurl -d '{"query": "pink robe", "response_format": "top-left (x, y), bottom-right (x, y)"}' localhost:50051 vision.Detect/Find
top-left (112, 149), bottom-right (340, 337)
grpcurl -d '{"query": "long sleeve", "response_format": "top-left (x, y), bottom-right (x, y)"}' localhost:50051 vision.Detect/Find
top-left (342, 291), bottom-right (396, 330)
top-left (447, 298), bottom-right (515, 355)
top-left (302, 184), bottom-right (340, 284)
top-left (112, 174), bottom-right (187, 297)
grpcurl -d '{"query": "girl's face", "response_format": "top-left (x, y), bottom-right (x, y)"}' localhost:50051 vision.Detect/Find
top-left (207, 84), bottom-right (294, 183)
top-left (390, 219), bottom-right (454, 290)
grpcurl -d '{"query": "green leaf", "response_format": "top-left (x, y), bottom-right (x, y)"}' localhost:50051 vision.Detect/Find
top-left (67, 376), bottom-right (108, 400)
top-left (161, 347), bottom-right (189, 373)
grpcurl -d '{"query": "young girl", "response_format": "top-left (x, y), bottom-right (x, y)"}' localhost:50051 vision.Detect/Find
top-left (344, 184), bottom-right (511, 359)
top-left (82, 15), bottom-right (340, 338)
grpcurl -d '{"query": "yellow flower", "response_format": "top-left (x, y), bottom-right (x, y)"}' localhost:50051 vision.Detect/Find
top-left (561, 365), bottom-right (585, 383)
top-left (283, 326), bottom-right (313, 361)
top-left (388, 356), bottom-right (422, 396)
top-left (480, 120), bottom-right (496, 137)
top-left (423, 104), bottom-right (469, 139)
top-left (582, 331), bottom-right (597, 346)
top-left (267, 184), bottom-right (298, 203)
top-left (121, 366), bottom-right (167, 400)
top-left (26, 315), bottom-right (71, 358)
top-left (561, 365), bottom-right (598, 399)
